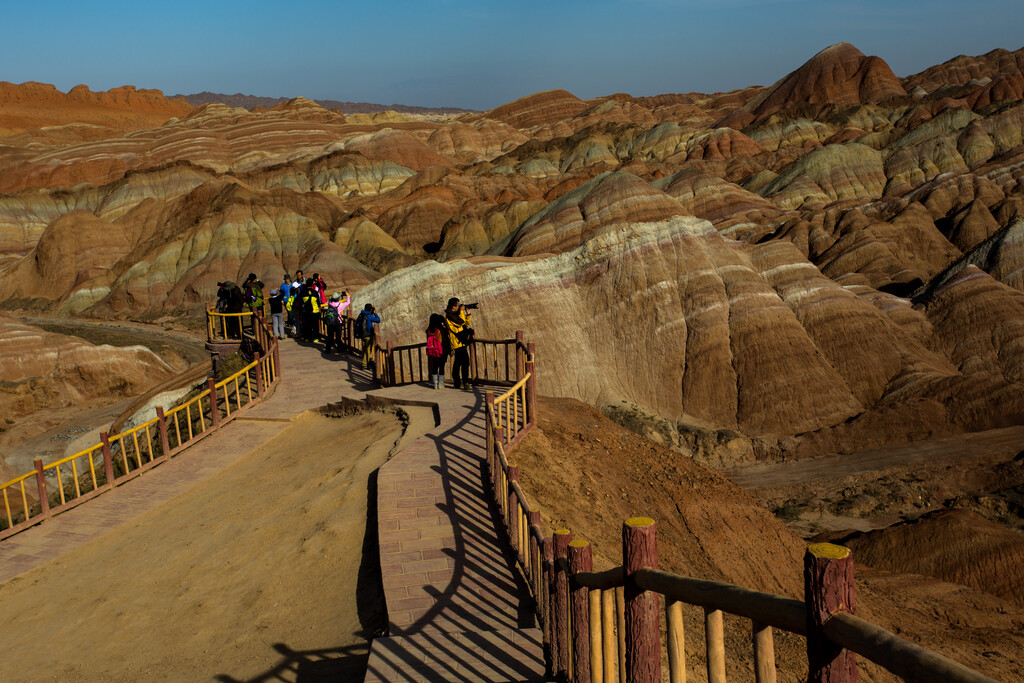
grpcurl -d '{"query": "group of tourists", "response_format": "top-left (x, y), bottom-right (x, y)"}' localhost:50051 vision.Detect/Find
top-left (216, 270), bottom-right (480, 390)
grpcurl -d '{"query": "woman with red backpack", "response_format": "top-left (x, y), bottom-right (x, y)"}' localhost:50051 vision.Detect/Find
top-left (426, 313), bottom-right (449, 389)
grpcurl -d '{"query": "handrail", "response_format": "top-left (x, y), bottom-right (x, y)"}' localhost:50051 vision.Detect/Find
top-left (1, 312), bottom-right (282, 541)
top-left (823, 613), bottom-right (999, 683)
top-left (479, 339), bottom-right (1000, 683)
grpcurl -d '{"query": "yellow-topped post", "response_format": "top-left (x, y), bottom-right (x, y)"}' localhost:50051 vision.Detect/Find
top-left (804, 543), bottom-right (856, 683)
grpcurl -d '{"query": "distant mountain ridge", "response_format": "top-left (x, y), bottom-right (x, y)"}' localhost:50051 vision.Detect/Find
top-left (175, 91), bottom-right (477, 114)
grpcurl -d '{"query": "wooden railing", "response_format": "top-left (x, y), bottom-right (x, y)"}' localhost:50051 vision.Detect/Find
top-left (483, 353), bottom-right (1000, 683)
top-left (0, 314), bottom-right (282, 541)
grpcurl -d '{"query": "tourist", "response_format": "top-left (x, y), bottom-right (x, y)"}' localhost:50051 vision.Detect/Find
top-left (269, 288), bottom-right (285, 339)
top-left (322, 291), bottom-right (349, 354)
top-left (444, 297), bottom-right (475, 390)
top-left (313, 273), bottom-right (327, 304)
top-left (357, 304), bottom-right (380, 370)
top-left (299, 278), bottom-right (320, 342)
top-left (280, 273), bottom-right (293, 333)
top-left (224, 281), bottom-right (244, 338)
top-left (426, 313), bottom-right (449, 389)
top-left (215, 282), bottom-right (229, 312)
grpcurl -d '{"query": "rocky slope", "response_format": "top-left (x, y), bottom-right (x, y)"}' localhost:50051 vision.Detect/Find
top-left (0, 316), bottom-right (176, 421)
top-left (1, 41), bottom-right (1024, 458)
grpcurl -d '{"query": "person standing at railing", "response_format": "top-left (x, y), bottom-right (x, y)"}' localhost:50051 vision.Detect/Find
top-left (322, 292), bottom-right (349, 354)
top-left (444, 297), bottom-right (475, 390)
top-left (224, 280), bottom-right (244, 338)
top-left (280, 273), bottom-right (292, 331)
top-left (426, 313), bottom-right (449, 389)
top-left (269, 289), bottom-right (285, 339)
top-left (356, 304), bottom-right (380, 370)
top-left (299, 279), bottom-right (321, 343)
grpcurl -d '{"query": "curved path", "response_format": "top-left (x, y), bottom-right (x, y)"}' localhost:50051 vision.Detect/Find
top-left (0, 339), bottom-right (544, 682)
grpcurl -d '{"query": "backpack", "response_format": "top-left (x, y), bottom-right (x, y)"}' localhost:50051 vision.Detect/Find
top-left (354, 310), bottom-right (368, 339)
top-left (426, 332), bottom-right (444, 358)
top-left (323, 303), bottom-right (341, 327)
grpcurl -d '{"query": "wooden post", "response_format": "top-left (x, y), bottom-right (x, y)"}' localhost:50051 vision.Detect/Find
top-left (616, 586), bottom-right (627, 683)
top-left (622, 517), bottom-right (660, 683)
top-left (485, 392), bottom-right (496, 477)
top-left (254, 352), bottom-right (265, 398)
top-left (602, 589), bottom-right (616, 683)
top-left (273, 341), bottom-right (281, 383)
top-left (516, 330), bottom-right (525, 380)
top-left (156, 407), bottom-right (171, 458)
top-left (494, 427), bottom-right (505, 512)
top-left (753, 621), bottom-right (777, 683)
top-left (568, 539), bottom-right (593, 683)
top-left (553, 529), bottom-right (572, 682)
top-left (529, 510), bottom-right (542, 599)
top-left (469, 340), bottom-right (478, 384)
top-left (208, 377), bottom-right (220, 430)
top-left (805, 543), bottom-right (857, 683)
top-left (386, 340), bottom-right (394, 385)
top-left (705, 608), bottom-right (726, 683)
top-left (101, 432), bottom-right (114, 487)
top-left (507, 466), bottom-right (520, 552)
top-left (589, 589), bottom-right (603, 683)
top-left (33, 459), bottom-right (50, 516)
top-left (544, 538), bottom-right (557, 678)
top-left (526, 356), bottom-right (538, 427)
top-left (666, 599), bottom-right (685, 683)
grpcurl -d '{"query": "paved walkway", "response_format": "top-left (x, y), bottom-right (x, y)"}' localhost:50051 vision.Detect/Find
top-left (0, 338), bottom-right (545, 682)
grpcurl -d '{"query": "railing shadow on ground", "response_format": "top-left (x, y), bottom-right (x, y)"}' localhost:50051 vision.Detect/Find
top-left (363, 390), bottom-right (543, 682)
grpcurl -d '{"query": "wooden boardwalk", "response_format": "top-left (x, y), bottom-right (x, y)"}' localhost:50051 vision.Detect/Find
top-left (0, 339), bottom-right (544, 682)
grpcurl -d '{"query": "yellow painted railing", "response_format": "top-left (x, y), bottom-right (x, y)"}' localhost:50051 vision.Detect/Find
top-left (1, 313), bottom-right (282, 541)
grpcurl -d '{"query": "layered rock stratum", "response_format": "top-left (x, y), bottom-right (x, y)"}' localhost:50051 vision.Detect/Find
top-left (2, 42), bottom-right (1024, 460)
top-left (0, 316), bottom-right (175, 420)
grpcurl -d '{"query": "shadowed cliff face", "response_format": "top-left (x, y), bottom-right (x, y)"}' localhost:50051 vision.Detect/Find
top-left (2, 42), bottom-right (1024, 449)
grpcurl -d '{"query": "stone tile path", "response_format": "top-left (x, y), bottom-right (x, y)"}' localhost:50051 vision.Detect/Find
top-left (0, 338), bottom-right (545, 682)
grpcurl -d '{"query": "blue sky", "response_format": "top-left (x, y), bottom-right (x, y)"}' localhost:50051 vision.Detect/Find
top-left (2, 0), bottom-right (1022, 110)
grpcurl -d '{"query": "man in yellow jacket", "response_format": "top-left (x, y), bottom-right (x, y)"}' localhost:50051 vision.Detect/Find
top-left (444, 297), bottom-right (474, 389)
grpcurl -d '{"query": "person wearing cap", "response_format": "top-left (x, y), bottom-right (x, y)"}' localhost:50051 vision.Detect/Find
top-left (322, 291), bottom-right (350, 354)
top-left (269, 288), bottom-right (285, 339)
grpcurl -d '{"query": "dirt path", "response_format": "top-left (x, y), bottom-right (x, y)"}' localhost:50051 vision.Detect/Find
top-left (725, 425), bottom-right (1024, 489)
top-left (0, 410), bottom-right (428, 681)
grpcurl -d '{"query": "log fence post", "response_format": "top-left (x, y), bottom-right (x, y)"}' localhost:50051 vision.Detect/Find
top-left (516, 330), bottom-right (525, 380)
top-left (623, 517), bottom-right (660, 683)
top-left (33, 459), bottom-right (50, 517)
top-left (254, 351), bottom-right (265, 398)
top-left (601, 589), bottom-right (616, 683)
top-left (705, 608), bottom-right (726, 683)
top-left (485, 392), bottom-right (495, 477)
top-left (208, 377), bottom-right (220, 430)
top-left (805, 543), bottom-right (857, 683)
top-left (568, 539), bottom-right (593, 683)
top-left (526, 345), bottom-right (538, 427)
top-left (101, 432), bottom-right (114, 487)
top-left (507, 465), bottom-right (520, 553)
top-left (544, 537), bottom-right (556, 678)
top-left (666, 599), bottom-right (685, 683)
top-left (529, 510), bottom-right (542, 599)
top-left (273, 340), bottom-right (281, 384)
top-left (156, 406), bottom-right (171, 458)
top-left (753, 621), bottom-right (777, 683)
top-left (553, 529), bottom-right (573, 682)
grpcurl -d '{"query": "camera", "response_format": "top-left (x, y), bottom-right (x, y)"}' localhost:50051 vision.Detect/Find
top-left (464, 303), bottom-right (479, 310)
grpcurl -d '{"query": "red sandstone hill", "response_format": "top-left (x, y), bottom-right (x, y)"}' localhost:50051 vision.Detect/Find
top-left (720, 43), bottom-right (906, 128)
top-left (0, 81), bottom-right (192, 136)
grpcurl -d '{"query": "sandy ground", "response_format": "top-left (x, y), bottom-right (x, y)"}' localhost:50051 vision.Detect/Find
top-left (0, 408), bottom-right (430, 682)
